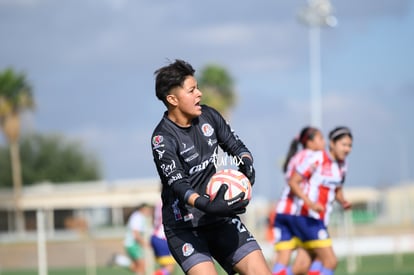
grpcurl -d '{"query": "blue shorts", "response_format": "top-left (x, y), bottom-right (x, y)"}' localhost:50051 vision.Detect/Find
top-left (273, 213), bottom-right (301, 251)
top-left (150, 235), bottom-right (175, 266)
top-left (292, 216), bottom-right (332, 249)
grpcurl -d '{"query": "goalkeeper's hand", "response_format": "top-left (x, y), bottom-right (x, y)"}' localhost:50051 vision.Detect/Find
top-left (194, 184), bottom-right (249, 217)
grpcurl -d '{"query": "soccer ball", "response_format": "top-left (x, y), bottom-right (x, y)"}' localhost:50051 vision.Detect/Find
top-left (206, 169), bottom-right (252, 201)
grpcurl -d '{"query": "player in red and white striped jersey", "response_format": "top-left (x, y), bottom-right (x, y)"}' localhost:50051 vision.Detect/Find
top-left (272, 126), bottom-right (325, 275)
top-left (294, 149), bottom-right (347, 225)
top-left (276, 149), bottom-right (316, 215)
top-left (288, 126), bottom-right (353, 275)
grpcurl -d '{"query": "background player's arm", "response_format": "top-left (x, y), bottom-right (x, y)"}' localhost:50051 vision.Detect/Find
top-left (335, 187), bottom-right (352, 210)
top-left (133, 229), bottom-right (148, 247)
top-left (288, 171), bottom-right (324, 213)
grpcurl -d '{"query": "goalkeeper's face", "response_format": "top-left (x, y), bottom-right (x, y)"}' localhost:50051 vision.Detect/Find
top-left (167, 76), bottom-right (203, 120)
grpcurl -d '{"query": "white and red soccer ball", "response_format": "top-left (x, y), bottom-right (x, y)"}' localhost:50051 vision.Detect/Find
top-left (206, 169), bottom-right (252, 201)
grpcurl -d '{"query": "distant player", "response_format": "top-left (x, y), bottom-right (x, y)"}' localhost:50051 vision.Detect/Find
top-left (151, 199), bottom-right (176, 275)
top-left (124, 203), bottom-right (153, 275)
top-left (151, 59), bottom-right (271, 275)
top-left (272, 126), bottom-right (325, 275)
top-left (288, 126), bottom-right (353, 275)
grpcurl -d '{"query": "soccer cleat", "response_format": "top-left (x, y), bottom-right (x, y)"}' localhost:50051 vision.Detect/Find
top-left (153, 269), bottom-right (169, 275)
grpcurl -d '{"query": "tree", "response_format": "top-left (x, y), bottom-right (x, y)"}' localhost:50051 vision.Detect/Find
top-left (0, 67), bottom-right (34, 232)
top-left (198, 64), bottom-right (237, 115)
top-left (0, 133), bottom-right (102, 187)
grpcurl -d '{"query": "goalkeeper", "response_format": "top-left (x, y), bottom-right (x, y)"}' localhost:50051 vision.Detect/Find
top-left (151, 59), bottom-right (271, 275)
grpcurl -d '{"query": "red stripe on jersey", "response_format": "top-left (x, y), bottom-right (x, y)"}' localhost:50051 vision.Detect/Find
top-left (300, 202), bottom-right (309, 216)
top-left (318, 185), bottom-right (330, 221)
top-left (285, 194), bottom-right (293, 213)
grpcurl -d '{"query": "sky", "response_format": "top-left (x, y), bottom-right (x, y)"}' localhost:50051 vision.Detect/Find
top-left (0, 0), bottom-right (413, 200)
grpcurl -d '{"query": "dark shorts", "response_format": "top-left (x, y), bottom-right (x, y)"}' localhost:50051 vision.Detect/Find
top-left (165, 217), bottom-right (261, 274)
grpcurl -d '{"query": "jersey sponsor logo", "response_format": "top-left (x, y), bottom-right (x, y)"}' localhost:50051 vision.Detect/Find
top-left (167, 172), bottom-right (182, 185)
top-left (182, 243), bottom-right (194, 257)
top-left (188, 148), bottom-right (221, 174)
top-left (161, 160), bottom-right (176, 176)
top-left (212, 148), bottom-right (243, 168)
top-left (155, 149), bottom-right (165, 159)
top-left (180, 144), bottom-right (195, 155)
top-left (189, 158), bottom-right (211, 174)
top-left (207, 138), bottom-right (217, 147)
top-left (201, 123), bottom-right (214, 137)
top-left (184, 153), bottom-right (199, 162)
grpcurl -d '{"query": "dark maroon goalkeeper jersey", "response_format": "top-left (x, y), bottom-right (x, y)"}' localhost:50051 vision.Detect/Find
top-left (151, 105), bottom-right (252, 230)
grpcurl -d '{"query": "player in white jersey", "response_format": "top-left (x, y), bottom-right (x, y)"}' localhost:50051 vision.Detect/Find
top-left (124, 203), bottom-right (153, 275)
top-left (287, 127), bottom-right (353, 275)
top-left (272, 126), bottom-right (325, 275)
top-left (150, 200), bottom-right (176, 275)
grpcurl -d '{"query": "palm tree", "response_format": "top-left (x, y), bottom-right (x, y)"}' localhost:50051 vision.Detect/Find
top-left (0, 67), bottom-right (34, 233)
top-left (198, 64), bottom-right (237, 116)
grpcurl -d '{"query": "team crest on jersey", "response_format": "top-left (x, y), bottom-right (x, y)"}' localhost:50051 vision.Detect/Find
top-left (201, 123), bottom-right (214, 137)
top-left (182, 243), bottom-right (194, 257)
top-left (152, 135), bottom-right (164, 146)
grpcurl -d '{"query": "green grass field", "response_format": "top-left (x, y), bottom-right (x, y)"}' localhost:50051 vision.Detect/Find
top-left (2, 253), bottom-right (414, 275)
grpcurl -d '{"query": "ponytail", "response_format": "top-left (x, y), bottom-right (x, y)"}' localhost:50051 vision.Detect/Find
top-left (282, 138), bottom-right (300, 173)
top-left (282, 126), bottom-right (318, 173)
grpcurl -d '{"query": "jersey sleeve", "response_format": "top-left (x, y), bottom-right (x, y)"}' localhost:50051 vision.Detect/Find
top-left (151, 133), bottom-right (194, 202)
top-left (130, 213), bottom-right (145, 232)
top-left (204, 106), bottom-right (252, 159)
top-left (284, 150), bottom-right (307, 180)
top-left (295, 150), bottom-right (322, 180)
